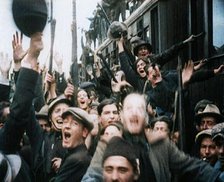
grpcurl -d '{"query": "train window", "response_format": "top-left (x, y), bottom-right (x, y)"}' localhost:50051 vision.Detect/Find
top-left (213, 0), bottom-right (224, 53)
top-left (137, 18), bottom-right (143, 37)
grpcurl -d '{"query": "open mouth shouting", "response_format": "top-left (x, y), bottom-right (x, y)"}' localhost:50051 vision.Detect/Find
top-left (62, 130), bottom-right (72, 148)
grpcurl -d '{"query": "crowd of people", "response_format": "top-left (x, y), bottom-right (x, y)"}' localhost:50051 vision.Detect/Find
top-left (0, 13), bottom-right (224, 182)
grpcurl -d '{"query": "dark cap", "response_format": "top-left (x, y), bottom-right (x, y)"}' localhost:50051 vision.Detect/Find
top-left (80, 82), bottom-right (96, 90)
top-left (195, 104), bottom-right (224, 125)
top-left (12, 0), bottom-right (48, 37)
top-left (211, 123), bottom-right (224, 141)
top-left (102, 136), bottom-right (137, 169)
top-left (133, 40), bottom-right (152, 56)
top-left (48, 95), bottom-right (72, 118)
top-left (107, 21), bottom-right (128, 40)
top-left (62, 107), bottom-right (93, 131)
top-left (195, 129), bottom-right (212, 144)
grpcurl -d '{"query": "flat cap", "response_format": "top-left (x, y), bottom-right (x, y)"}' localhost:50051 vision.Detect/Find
top-left (62, 107), bottom-right (93, 131)
top-left (195, 129), bottom-right (212, 143)
top-left (212, 123), bottom-right (224, 141)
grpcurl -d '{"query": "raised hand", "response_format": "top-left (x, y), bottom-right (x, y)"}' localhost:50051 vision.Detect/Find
top-left (214, 64), bottom-right (224, 75)
top-left (12, 31), bottom-right (27, 63)
top-left (182, 60), bottom-right (194, 88)
top-left (53, 52), bottom-right (63, 74)
top-left (147, 64), bottom-right (162, 87)
top-left (64, 82), bottom-right (75, 100)
top-left (111, 70), bottom-right (133, 93)
top-left (21, 32), bottom-right (43, 71)
top-left (0, 52), bottom-right (12, 79)
top-left (194, 59), bottom-right (206, 71)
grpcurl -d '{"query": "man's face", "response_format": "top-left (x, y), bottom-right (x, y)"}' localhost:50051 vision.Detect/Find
top-left (137, 45), bottom-right (150, 58)
top-left (62, 115), bottom-right (88, 149)
top-left (136, 59), bottom-right (146, 78)
top-left (50, 103), bottom-right (69, 131)
top-left (214, 137), bottom-right (224, 158)
top-left (0, 106), bottom-right (10, 128)
top-left (122, 94), bottom-right (146, 135)
top-left (99, 104), bottom-right (119, 128)
top-left (153, 121), bottom-right (170, 137)
top-left (198, 116), bottom-right (217, 131)
top-left (200, 136), bottom-right (217, 165)
top-left (38, 118), bottom-right (50, 132)
top-left (103, 156), bottom-right (138, 182)
top-left (77, 90), bottom-right (91, 111)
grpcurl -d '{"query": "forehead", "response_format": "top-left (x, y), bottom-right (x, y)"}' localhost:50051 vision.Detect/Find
top-left (136, 59), bottom-right (146, 66)
top-left (138, 45), bottom-right (149, 51)
top-left (201, 136), bottom-right (213, 143)
top-left (78, 90), bottom-right (88, 96)
top-left (123, 94), bottom-right (145, 108)
top-left (154, 121), bottom-right (168, 128)
top-left (103, 156), bottom-right (132, 168)
top-left (53, 103), bottom-right (69, 110)
top-left (102, 104), bottom-right (118, 112)
top-left (201, 116), bottom-right (216, 120)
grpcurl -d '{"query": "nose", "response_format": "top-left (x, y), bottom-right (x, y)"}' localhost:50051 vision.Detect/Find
top-left (63, 121), bottom-right (71, 128)
top-left (205, 147), bottom-right (210, 155)
top-left (109, 112), bottom-right (115, 119)
top-left (202, 123), bottom-right (208, 130)
top-left (111, 170), bottom-right (119, 181)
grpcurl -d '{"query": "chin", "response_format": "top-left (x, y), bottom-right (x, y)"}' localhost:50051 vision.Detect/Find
top-left (62, 142), bottom-right (70, 149)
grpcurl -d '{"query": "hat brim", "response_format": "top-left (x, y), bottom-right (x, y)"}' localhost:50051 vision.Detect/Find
top-left (195, 112), bottom-right (224, 125)
top-left (62, 110), bottom-right (93, 131)
top-left (133, 43), bottom-right (152, 56)
top-left (36, 114), bottom-right (48, 120)
top-left (48, 98), bottom-right (72, 117)
top-left (212, 133), bottom-right (224, 141)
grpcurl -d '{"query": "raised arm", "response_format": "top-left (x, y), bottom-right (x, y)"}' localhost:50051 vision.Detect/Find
top-left (0, 32), bottom-right (43, 153)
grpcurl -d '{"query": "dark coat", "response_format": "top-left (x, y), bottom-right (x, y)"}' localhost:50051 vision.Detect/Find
top-left (0, 68), bottom-right (39, 181)
top-left (118, 41), bottom-right (186, 93)
top-left (53, 144), bottom-right (92, 182)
